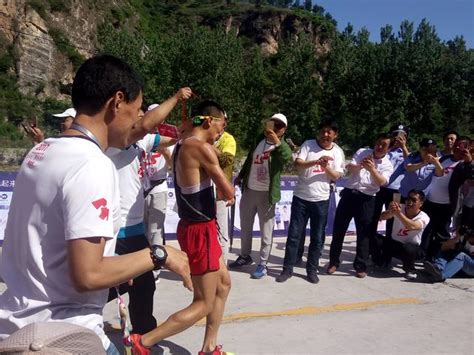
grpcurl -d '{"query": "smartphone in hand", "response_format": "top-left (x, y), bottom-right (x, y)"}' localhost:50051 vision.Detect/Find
top-left (265, 120), bottom-right (274, 131)
top-left (21, 122), bottom-right (30, 134)
top-left (393, 193), bottom-right (401, 204)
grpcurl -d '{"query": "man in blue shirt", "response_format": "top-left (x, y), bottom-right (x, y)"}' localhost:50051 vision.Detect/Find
top-left (399, 138), bottom-right (444, 199)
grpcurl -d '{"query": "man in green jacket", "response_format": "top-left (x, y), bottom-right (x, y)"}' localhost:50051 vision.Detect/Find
top-left (230, 113), bottom-right (292, 279)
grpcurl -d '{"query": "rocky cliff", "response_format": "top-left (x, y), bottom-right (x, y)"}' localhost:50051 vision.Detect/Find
top-left (0, 1), bottom-right (332, 100)
top-left (0, 0), bottom-right (112, 99)
top-left (220, 11), bottom-right (331, 56)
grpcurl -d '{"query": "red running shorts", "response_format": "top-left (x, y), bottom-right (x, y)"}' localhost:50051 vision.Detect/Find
top-left (177, 219), bottom-right (222, 275)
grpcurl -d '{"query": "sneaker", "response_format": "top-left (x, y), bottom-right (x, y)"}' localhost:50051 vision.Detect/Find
top-left (251, 264), bottom-right (267, 279)
top-left (423, 261), bottom-right (444, 282)
top-left (355, 271), bottom-right (367, 279)
top-left (326, 265), bottom-right (337, 274)
top-left (229, 255), bottom-right (252, 268)
top-left (276, 269), bottom-right (292, 283)
top-left (405, 271), bottom-right (417, 280)
top-left (307, 272), bottom-right (320, 284)
top-left (125, 334), bottom-right (150, 355)
top-left (198, 345), bottom-right (235, 355)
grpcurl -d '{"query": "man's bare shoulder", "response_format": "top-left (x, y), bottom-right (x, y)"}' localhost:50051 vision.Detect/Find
top-left (181, 138), bottom-right (214, 157)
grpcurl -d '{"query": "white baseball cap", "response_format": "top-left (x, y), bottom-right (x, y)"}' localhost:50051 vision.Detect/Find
top-left (53, 108), bottom-right (76, 118)
top-left (270, 113), bottom-right (287, 127)
top-left (0, 321), bottom-right (105, 354)
top-left (147, 103), bottom-right (160, 112)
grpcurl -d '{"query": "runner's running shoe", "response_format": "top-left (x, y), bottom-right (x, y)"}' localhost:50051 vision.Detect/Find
top-left (198, 345), bottom-right (235, 355)
top-left (125, 334), bottom-right (150, 355)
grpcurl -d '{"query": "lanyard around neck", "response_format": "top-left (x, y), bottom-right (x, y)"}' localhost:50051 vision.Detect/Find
top-left (70, 123), bottom-right (101, 149)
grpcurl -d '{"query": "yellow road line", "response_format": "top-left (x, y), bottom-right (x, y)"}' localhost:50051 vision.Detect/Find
top-left (196, 297), bottom-right (421, 325)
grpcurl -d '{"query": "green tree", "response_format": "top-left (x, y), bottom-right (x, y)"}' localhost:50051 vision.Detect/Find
top-left (268, 35), bottom-right (322, 145)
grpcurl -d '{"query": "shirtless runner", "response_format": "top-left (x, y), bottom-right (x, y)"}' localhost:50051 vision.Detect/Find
top-left (129, 100), bottom-right (235, 355)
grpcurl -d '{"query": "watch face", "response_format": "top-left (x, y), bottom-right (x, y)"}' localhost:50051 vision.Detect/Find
top-left (155, 247), bottom-right (165, 259)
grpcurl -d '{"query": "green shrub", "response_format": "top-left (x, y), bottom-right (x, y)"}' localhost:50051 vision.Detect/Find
top-left (48, 27), bottom-right (85, 69)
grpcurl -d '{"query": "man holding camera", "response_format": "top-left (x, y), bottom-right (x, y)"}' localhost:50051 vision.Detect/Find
top-left (327, 133), bottom-right (393, 278)
top-left (424, 225), bottom-right (474, 282)
top-left (371, 124), bottom-right (410, 266)
top-left (379, 189), bottom-right (430, 279)
top-left (229, 113), bottom-right (292, 279)
top-left (421, 136), bottom-right (471, 258)
top-left (276, 119), bottom-right (345, 284)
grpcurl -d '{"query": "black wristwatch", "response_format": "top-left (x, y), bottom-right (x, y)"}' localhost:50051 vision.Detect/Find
top-left (150, 245), bottom-right (168, 270)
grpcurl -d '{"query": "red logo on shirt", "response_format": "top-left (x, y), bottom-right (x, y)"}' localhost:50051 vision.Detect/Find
top-left (254, 152), bottom-right (270, 164)
top-left (312, 164), bottom-right (323, 173)
top-left (147, 152), bottom-right (162, 166)
top-left (397, 228), bottom-right (409, 236)
top-left (92, 198), bottom-right (109, 221)
top-left (443, 166), bottom-right (455, 175)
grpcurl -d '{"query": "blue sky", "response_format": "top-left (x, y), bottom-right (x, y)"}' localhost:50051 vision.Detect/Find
top-left (313, 0), bottom-right (473, 48)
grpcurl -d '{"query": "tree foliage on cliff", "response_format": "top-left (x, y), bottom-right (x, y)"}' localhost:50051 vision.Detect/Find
top-left (1, 1), bottom-right (472, 152)
top-left (98, 14), bottom-right (472, 152)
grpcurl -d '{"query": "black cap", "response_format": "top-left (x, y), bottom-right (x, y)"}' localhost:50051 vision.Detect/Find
top-left (419, 138), bottom-right (437, 147)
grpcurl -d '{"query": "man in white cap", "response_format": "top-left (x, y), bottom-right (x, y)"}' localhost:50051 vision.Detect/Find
top-left (229, 113), bottom-right (292, 279)
top-left (53, 107), bottom-right (77, 132)
top-left (23, 108), bottom-right (77, 145)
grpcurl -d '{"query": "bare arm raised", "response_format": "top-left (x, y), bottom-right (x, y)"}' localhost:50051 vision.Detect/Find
top-left (126, 87), bottom-right (193, 145)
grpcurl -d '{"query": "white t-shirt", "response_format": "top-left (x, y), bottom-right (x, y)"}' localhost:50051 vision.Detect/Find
top-left (294, 140), bottom-right (345, 202)
top-left (0, 137), bottom-right (120, 350)
top-left (106, 134), bottom-right (160, 232)
top-left (145, 145), bottom-right (173, 194)
top-left (427, 157), bottom-right (460, 204)
top-left (345, 148), bottom-right (394, 196)
top-left (247, 139), bottom-right (276, 191)
top-left (391, 207), bottom-right (430, 245)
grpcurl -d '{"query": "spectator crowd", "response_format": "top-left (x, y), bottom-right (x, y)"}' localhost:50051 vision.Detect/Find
top-left (0, 55), bottom-right (472, 355)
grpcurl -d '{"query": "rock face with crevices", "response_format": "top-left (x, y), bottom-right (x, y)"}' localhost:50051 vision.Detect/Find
top-left (0, 0), bottom-right (106, 99)
top-left (209, 11), bottom-right (332, 57)
top-left (0, 2), bottom-right (332, 100)
top-left (2, 2), bottom-right (64, 99)
top-left (15, 6), bottom-right (69, 99)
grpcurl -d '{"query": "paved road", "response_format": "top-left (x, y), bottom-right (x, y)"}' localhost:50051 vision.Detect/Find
top-left (101, 236), bottom-right (473, 354)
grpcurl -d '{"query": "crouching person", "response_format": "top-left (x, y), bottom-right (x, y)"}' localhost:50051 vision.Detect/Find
top-left (424, 225), bottom-right (474, 282)
top-left (379, 189), bottom-right (430, 280)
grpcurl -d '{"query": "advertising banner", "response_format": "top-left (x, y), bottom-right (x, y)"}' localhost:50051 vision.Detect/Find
top-left (0, 173), bottom-right (365, 243)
